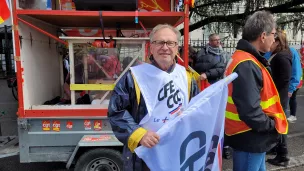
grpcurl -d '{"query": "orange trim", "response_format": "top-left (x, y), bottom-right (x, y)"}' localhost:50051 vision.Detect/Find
top-left (218, 143), bottom-right (222, 171)
top-left (23, 109), bottom-right (108, 118)
top-left (17, 18), bottom-right (68, 45)
top-left (226, 103), bottom-right (238, 113)
top-left (225, 118), bottom-right (252, 136)
top-left (12, 0), bottom-right (24, 117)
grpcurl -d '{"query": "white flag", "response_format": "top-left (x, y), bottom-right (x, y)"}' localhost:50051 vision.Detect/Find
top-left (135, 73), bottom-right (238, 171)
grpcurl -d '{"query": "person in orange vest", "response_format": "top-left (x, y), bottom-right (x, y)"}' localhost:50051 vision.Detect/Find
top-left (224, 11), bottom-right (288, 171)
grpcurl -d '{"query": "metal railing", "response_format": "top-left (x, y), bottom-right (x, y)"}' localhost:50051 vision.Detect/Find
top-left (180, 39), bottom-right (303, 55)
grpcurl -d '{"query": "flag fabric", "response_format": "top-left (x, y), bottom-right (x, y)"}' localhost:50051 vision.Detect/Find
top-left (135, 73), bottom-right (238, 171)
top-left (0, 0), bottom-right (10, 24)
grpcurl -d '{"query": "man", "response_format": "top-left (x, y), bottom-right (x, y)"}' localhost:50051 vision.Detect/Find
top-left (195, 33), bottom-right (231, 158)
top-left (194, 34), bottom-right (229, 84)
top-left (108, 24), bottom-right (199, 171)
top-left (224, 11), bottom-right (288, 171)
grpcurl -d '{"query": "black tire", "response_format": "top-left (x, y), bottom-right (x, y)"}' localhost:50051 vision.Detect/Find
top-left (12, 86), bottom-right (18, 101)
top-left (75, 148), bottom-right (123, 171)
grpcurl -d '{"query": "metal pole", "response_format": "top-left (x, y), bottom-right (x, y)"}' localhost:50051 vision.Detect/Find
top-left (17, 18), bottom-right (68, 46)
top-left (69, 42), bottom-right (76, 105)
top-left (183, 2), bottom-right (190, 68)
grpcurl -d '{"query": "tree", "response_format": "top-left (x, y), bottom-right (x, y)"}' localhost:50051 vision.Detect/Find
top-left (180, 0), bottom-right (304, 37)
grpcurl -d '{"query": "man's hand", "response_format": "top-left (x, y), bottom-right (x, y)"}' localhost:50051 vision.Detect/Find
top-left (200, 73), bottom-right (207, 80)
top-left (288, 92), bottom-right (293, 97)
top-left (139, 131), bottom-right (160, 148)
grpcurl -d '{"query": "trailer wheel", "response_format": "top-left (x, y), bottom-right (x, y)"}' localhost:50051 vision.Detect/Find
top-left (75, 148), bottom-right (123, 171)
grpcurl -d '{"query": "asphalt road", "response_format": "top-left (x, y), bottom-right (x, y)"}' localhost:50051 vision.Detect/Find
top-left (0, 81), bottom-right (304, 171)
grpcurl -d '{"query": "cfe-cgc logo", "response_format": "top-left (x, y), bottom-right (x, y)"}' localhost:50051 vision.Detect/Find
top-left (94, 120), bottom-right (102, 131)
top-left (84, 120), bottom-right (92, 130)
top-left (42, 120), bottom-right (51, 131)
top-left (52, 120), bottom-right (61, 132)
top-left (66, 121), bottom-right (73, 130)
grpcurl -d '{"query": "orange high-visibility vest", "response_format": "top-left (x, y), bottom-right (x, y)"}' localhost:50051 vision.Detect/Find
top-left (0, 0), bottom-right (10, 24)
top-left (225, 50), bottom-right (288, 136)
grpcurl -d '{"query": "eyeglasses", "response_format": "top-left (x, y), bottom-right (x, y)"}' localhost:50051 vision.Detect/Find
top-left (271, 32), bottom-right (278, 39)
top-left (151, 40), bottom-right (178, 48)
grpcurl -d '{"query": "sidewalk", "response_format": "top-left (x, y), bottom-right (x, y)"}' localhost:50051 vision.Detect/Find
top-left (0, 80), bottom-right (18, 136)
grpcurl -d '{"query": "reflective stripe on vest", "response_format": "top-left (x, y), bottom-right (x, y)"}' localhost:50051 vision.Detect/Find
top-left (224, 50), bottom-right (288, 136)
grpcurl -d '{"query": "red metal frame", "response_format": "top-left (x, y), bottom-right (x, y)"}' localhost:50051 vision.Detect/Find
top-left (24, 109), bottom-right (108, 117)
top-left (12, 0), bottom-right (24, 117)
top-left (16, 9), bottom-right (184, 17)
top-left (12, 0), bottom-right (191, 118)
top-left (183, 1), bottom-right (190, 68)
top-left (139, 21), bottom-right (149, 36)
top-left (17, 18), bottom-right (68, 45)
top-left (173, 18), bottom-right (185, 28)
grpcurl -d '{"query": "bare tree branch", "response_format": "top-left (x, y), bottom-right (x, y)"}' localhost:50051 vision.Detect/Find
top-left (275, 7), bottom-right (304, 13)
top-left (180, 0), bottom-right (304, 34)
top-left (278, 18), bottom-right (303, 25)
top-left (263, 0), bottom-right (304, 12)
top-left (193, 0), bottom-right (242, 9)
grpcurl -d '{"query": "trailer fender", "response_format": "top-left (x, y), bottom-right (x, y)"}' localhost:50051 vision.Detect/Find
top-left (66, 134), bottom-right (123, 169)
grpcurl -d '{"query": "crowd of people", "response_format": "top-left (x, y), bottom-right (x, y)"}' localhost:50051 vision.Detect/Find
top-left (107, 10), bottom-right (303, 171)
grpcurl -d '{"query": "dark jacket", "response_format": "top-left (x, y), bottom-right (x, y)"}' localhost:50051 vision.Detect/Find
top-left (270, 50), bottom-right (292, 111)
top-left (226, 39), bottom-right (279, 153)
top-left (194, 47), bottom-right (226, 84)
top-left (108, 64), bottom-right (199, 171)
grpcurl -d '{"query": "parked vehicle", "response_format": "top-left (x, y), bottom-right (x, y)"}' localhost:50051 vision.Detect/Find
top-left (0, 0), bottom-right (192, 170)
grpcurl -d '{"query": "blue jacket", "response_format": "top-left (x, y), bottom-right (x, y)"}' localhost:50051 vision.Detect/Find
top-left (108, 64), bottom-right (199, 171)
top-left (289, 47), bottom-right (302, 93)
top-left (264, 51), bottom-right (272, 60)
top-left (264, 48), bottom-right (302, 93)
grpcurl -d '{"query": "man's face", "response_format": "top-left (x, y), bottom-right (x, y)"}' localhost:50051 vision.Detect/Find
top-left (209, 35), bottom-right (221, 48)
top-left (261, 28), bottom-right (276, 53)
top-left (150, 28), bottom-right (178, 65)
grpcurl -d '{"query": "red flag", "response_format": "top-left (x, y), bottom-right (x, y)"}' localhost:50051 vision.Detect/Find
top-left (200, 80), bottom-right (211, 91)
top-left (0, 0), bottom-right (10, 24)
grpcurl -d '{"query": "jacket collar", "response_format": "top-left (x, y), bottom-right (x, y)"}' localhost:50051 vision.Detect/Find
top-left (236, 39), bottom-right (270, 67)
top-left (150, 55), bottom-right (176, 73)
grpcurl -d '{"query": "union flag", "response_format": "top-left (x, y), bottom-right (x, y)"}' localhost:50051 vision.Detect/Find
top-left (0, 0), bottom-right (10, 24)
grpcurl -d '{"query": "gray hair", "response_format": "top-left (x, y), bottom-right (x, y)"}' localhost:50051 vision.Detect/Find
top-left (242, 10), bottom-right (276, 42)
top-left (149, 24), bottom-right (181, 42)
top-left (209, 33), bottom-right (219, 40)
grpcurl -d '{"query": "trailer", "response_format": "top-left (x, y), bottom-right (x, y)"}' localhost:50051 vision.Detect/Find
top-left (1, 0), bottom-right (192, 170)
